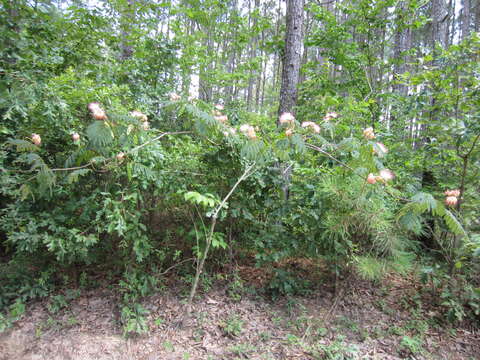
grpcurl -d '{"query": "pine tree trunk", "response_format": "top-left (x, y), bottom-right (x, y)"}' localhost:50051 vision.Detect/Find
top-left (120, 0), bottom-right (135, 60)
top-left (431, 0), bottom-right (448, 50)
top-left (278, 0), bottom-right (304, 117)
top-left (462, 0), bottom-right (471, 39)
top-left (393, 1), bottom-right (408, 95)
top-left (277, 0), bottom-right (304, 201)
top-left (475, 0), bottom-right (480, 31)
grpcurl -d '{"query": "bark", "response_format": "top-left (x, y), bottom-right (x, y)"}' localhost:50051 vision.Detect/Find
top-left (278, 0), bottom-right (305, 117)
top-left (277, 0), bottom-right (304, 201)
top-left (444, 0), bottom-right (453, 47)
top-left (120, 0), bottom-right (135, 60)
top-left (475, 0), bottom-right (480, 31)
top-left (393, 1), bottom-right (410, 95)
top-left (431, 0), bottom-right (448, 50)
top-left (462, 0), bottom-right (471, 40)
top-left (272, 0), bottom-right (283, 93)
top-left (199, 29), bottom-right (214, 102)
top-left (225, 0), bottom-right (238, 103)
top-left (247, 0), bottom-right (260, 111)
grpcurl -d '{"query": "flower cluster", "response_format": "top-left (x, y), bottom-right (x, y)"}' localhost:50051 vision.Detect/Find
top-left (170, 93), bottom-right (181, 102)
top-left (279, 112), bottom-right (295, 126)
top-left (31, 133), bottom-right (41, 146)
top-left (130, 110), bottom-right (150, 130)
top-left (366, 169), bottom-right (395, 184)
top-left (363, 127), bottom-right (375, 140)
top-left (323, 112), bottom-right (338, 121)
top-left (279, 112), bottom-right (296, 136)
top-left (213, 104), bottom-right (228, 124)
top-left (301, 121), bottom-right (320, 134)
top-left (222, 127), bottom-right (237, 137)
top-left (88, 102), bottom-right (107, 121)
top-left (444, 189), bottom-right (460, 207)
top-left (239, 124), bottom-right (256, 140)
top-left (130, 110), bottom-right (148, 123)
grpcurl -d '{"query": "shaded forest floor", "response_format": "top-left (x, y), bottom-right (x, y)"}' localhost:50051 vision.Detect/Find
top-left (1, 261), bottom-right (479, 360)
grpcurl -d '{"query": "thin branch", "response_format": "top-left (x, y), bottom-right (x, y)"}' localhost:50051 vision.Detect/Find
top-left (6, 131), bottom-right (192, 174)
top-left (158, 258), bottom-right (196, 276)
top-left (127, 131), bottom-right (192, 154)
top-left (212, 163), bottom-right (256, 220)
top-left (306, 143), bottom-right (357, 174)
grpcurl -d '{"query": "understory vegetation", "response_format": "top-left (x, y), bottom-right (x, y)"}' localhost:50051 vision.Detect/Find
top-left (0, 0), bottom-right (479, 352)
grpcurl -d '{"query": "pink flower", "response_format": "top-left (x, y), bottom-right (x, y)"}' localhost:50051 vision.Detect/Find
top-left (444, 189), bottom-right (460, 197)
top-left (301, 121), bottom-right (320, 133)
top-left (130, 110), bottom-right (148, 122)
top-left (324, 112), bottom-right (338, 121)
top-left (87, 102), bottom-right (101, 112)
top-left (363, 127), bottom-right (375, 140)
top-left (170, 93), bottom-right (181, 101)
top-left (279, 112), bottom-right (295, 126)
top-left (214, 115), bottom-right (228, 124)
top-left (31, 133), bottom-right (41, 146)
top-left (367, 173), bottom-right (376, 184)
top-left (379, 169), bottom-right (395, 182)
top-left (72, 132), bottom-right (80, 141)
top-left (92, 108), bottom-right (107, 120)
top-left (116, 152), bottom-right (125, 161)
top-left (240, 124), bottom-right (256, 139)
top-left (374, 142), bottom-right (388, 156)
top-left (445, 196), bottom-right (458, 207)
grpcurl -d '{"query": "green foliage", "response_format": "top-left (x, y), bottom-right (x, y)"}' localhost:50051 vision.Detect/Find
top-left (121, 303), bottom-right (149, 337)
top-left (311, 335), bottom-right (359, 360)
top-left (399, 335), bottom-right (424, 357)
top-left (1, 0), bottom-right (480, 341)
top-left (397, 192), bottom-right (466, 237)
top-left (267, 269), bottom-right (311, 299)
top-left (220, 314), bottom-right (244, 338)
top-left (420, 265), bottom-right (480, 324)
top-left (226, 272), bottom-right (245, 302)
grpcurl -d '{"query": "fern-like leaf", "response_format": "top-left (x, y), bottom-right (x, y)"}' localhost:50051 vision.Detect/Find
top-left (86, 121), bottom-right (114, 149)
top-left (397, 192), bottom-right (467, 237)
top-left (66, 169), bottom-right (91, 184)
top-left (6, 139), bottom-right (38, 152)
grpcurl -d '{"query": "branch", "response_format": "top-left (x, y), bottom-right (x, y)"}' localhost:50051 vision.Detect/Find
top-left (463, 134), bottom-right (480, 158)
top-left (6, 131), bottom-right (192, 174)
top-left (212, 163), bottom-right (256, 220)
top-left (158, 258), bottom-right (196, 276)
top-left (306, 143), bottom-right (357, 175)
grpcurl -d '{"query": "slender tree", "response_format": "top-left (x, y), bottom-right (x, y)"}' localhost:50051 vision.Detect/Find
top-left (278, 0), bottom-right (305, 117)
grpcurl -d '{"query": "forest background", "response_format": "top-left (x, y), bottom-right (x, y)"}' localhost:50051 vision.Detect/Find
top-left (0, 0), bottom-right (479, 352)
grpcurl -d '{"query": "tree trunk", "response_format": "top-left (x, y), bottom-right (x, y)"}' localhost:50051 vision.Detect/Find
top-left (278, 0), bottom-right (304, 117)
top-left (277, 0), bottom-right (304, 201)
top-left (431, 0), bottom-right (448, 50)
top-left (462, 0), bottom-right (471, 40)
top-left (120, 0), bottom-right (135, 60)
top-left (475, 0), bottom-right (480, 31)
top-left (393, 1), bottom-right (410, 96)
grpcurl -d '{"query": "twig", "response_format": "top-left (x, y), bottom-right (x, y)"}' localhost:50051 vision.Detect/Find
top-left (182, 163), bottom-right (256, 325)
top-left (158, 258), bottom-right (195, 276)
top-left (306, 143), bottom-right (357, 174)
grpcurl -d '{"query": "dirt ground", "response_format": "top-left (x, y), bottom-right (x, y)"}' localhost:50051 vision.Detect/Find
top-left (0, 268), bottom-right (479, 360)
